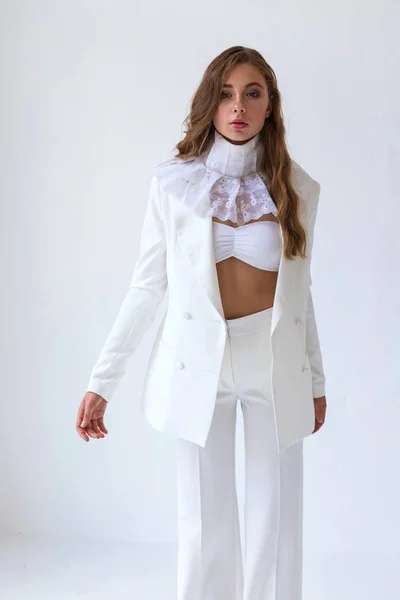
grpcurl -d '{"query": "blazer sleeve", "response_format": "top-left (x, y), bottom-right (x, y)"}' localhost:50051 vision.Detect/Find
top-left (86, 174), bottom-right (168, 402)
top-left (306, 185), bottom-right (326, 398)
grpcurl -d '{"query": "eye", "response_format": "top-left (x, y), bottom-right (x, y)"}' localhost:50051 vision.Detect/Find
top-left (220, 91), bottom-right (261, 99)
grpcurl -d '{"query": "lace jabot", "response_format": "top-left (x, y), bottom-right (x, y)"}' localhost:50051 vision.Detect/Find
top-left (152, 129), bottom-right (278, 226)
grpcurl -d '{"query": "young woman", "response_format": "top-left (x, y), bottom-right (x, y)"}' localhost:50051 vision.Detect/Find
top-left (76, 46), bottom-right (327, 600)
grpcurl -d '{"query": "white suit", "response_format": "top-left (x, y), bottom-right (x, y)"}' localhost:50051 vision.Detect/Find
top-left (86, 157), bottom-right (325, 452)
top-left (86, 132), bottom-right (326, 598)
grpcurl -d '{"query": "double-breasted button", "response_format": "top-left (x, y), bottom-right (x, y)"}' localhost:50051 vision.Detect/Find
top-left (183, 312), bottom-right (192, 320)
top-left (176, 361), bottom-right (185, 370)
top-left (295, 317), bottom-right (302, 325)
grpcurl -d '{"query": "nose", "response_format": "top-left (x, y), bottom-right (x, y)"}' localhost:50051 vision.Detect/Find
top-left (234, 103), bottom-right (245, 113)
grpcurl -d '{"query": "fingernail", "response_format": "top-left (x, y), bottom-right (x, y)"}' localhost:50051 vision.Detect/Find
top-left (81, 420), bottom-right (87, 427)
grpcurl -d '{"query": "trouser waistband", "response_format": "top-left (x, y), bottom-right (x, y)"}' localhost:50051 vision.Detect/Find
top-left (225, 306), bottom-right (273, 337)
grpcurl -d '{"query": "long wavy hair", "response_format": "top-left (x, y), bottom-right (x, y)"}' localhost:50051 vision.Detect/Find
top-left (174, 46), bottom-right (308, 260)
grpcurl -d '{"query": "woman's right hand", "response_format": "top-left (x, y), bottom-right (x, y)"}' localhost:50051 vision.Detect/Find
top-left (76, 392), bottom-right (109, 442)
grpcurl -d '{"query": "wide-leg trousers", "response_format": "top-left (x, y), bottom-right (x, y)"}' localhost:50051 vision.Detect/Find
top-left (176, 306), bottom-right (303, 600)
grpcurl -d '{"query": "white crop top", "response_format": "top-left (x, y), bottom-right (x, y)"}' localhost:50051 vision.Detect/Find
top-left (213, 220), bottom-right (282, 271)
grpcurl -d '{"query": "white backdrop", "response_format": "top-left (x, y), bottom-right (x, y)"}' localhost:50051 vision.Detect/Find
top-left (1, 0), bottom-right (399, 569)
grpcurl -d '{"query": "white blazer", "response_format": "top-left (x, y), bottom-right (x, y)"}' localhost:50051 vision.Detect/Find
top-left (86, 159), bottom-right (326, 452)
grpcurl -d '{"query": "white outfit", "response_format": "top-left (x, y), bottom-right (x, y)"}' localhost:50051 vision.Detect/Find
top-left (85, 128), bottom-right (326, 599)
top-left (172, 130), bottom-right (304, 599)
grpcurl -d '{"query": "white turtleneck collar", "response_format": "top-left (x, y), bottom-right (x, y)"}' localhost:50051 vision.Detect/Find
top-left (152, 127), bottom-right (278, 226)
top-left (204, 129), bottom-right (262, 179)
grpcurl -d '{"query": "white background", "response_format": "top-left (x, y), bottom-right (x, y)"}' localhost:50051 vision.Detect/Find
top-left (1, 0), bottom-right (399, 597)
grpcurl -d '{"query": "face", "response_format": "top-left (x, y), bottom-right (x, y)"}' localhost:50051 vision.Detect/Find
top-left (213, 63), bottom-right (271, 146)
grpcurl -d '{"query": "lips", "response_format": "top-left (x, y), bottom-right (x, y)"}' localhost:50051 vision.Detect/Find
top-left (231, 120), bottom-right (247, 124)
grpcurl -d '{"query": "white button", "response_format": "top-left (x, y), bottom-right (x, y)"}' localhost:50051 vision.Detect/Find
top-left (176, 361), bottom-right (185, 369)
top-left (183, 312), bottom-right (192, 319)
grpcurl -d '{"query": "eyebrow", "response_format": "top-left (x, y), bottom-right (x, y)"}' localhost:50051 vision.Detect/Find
top-left (222, 82), bottom-right (265, 90)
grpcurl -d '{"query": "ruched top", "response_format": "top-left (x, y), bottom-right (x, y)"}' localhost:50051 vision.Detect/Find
top-left (213, 220), bottom-right (282, 271)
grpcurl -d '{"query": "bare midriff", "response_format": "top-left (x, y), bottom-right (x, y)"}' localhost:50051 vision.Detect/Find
top-left (213, 213), bottom-right (279, 320)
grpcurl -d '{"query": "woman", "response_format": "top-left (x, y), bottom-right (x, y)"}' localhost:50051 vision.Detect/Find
top-left (76, 46), bottom-right (327, 600)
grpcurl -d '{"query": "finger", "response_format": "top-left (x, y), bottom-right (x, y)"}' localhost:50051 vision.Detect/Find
top-left (91, 420), bottom-right (105, 438)
top-left (86, 426), bottom-right (101, 439)
top-left (97, 417), bottom-right (108, 435)
top-left (316, 405), bottom-right (326, 424)
top-left (312, 417), bottom-right (324, 434)
top-left (80, 404), bottom-right (93, 428)
top-left (76, 420), bottom-right (90, 441)
top-left (76, 402), bottom-right (85, 428)
top-left (78, 429), bottom-right (89, 442)
top-left (312, 417), bottom-right (318, 434)
top-left (76, 419), bottom-right (90, 440)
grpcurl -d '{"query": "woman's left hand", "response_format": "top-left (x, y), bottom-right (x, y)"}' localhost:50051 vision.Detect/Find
top-left (312, 396), bottom-right (327, 433)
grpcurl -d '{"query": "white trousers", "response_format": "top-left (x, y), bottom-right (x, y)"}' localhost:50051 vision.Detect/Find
top-left (176, 306), bottom-right (303, 600)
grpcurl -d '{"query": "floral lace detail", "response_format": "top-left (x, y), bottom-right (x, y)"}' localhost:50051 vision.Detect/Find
top-left (207, 171), bottom-right (278, 226)
top-left (153, 129), bottom-right (278, 225)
